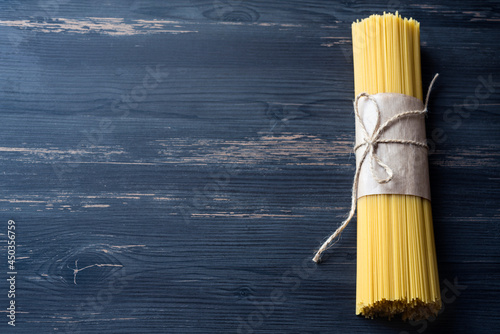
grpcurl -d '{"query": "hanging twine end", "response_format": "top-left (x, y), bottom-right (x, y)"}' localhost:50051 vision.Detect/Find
top-left (312, 253), bottom-right (322, 263)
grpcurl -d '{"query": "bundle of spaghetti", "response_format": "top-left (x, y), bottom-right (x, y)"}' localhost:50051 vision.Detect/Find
top-left (352, 12), bottom-right (441, 320)
top-left (312, 12), bottom-right (441, 321)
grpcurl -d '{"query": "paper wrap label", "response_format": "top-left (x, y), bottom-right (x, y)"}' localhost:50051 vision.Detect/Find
top-left (355, 93), bottom-right (431, 200)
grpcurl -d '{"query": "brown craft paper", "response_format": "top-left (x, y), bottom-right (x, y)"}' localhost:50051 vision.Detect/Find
top-left (355, 93), bottom-right (431, 201)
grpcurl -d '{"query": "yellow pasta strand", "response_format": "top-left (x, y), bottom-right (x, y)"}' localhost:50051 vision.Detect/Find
top-left (352, 12), bottom-right (441, 320)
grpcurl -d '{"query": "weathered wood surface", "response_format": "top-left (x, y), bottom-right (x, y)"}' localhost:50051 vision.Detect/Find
top-left (0, 1), bottom-right (499, 333)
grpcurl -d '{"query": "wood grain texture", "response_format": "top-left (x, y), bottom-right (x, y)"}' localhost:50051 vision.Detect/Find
top-left (0, 0), bottom-right (499, 333)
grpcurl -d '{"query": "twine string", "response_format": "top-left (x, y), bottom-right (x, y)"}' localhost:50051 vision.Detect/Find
top-left (312, 74), bottom-right (439, 263)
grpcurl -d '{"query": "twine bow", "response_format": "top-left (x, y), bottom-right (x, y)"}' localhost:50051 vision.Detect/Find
top-left (312, 74), bottom-right (439, 263)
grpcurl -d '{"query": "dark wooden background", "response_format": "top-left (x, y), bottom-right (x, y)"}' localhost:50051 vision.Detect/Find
top-left (0, 1), bottom-right (499, 333)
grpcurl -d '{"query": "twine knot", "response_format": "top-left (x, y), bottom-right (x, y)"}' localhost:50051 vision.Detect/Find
top-left (312, 74), bottom-right (439, 263)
